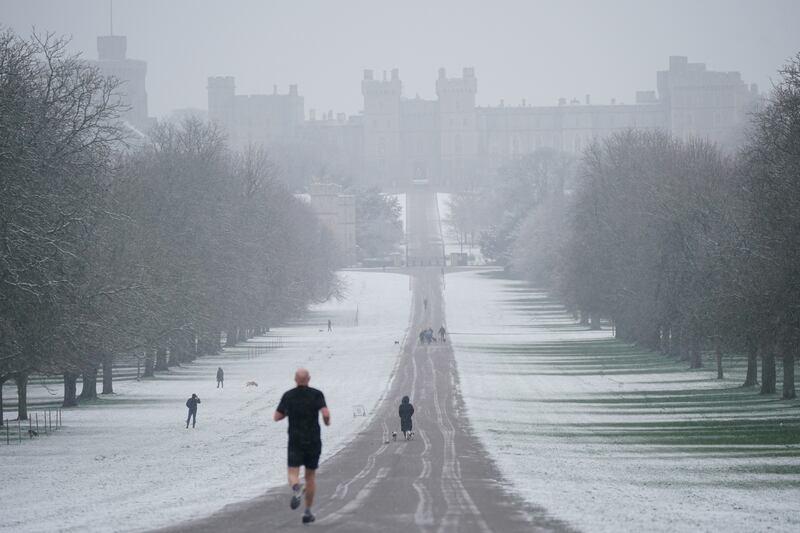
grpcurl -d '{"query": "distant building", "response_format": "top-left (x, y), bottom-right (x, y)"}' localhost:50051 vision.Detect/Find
top-left (208, 56), bottom-right (760, 190)
top-left (305, 182), bottom-right (356, 266)
top-left (91, 35), bottom-right (153, 135)
top-left (207, 77), bottom-right (304, 150)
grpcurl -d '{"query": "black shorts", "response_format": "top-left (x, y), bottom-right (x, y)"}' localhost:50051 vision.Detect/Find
top-left (287, 442), bottom-right (321, 470)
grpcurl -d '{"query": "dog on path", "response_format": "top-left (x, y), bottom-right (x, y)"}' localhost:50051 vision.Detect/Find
top-left (245, 381), bottom-right (259, 388)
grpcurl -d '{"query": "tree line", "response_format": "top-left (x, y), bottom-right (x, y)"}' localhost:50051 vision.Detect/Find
top-left (0, 31), bottom-right (340, 422)
top-left (452, 54), bottom-right (800, 400)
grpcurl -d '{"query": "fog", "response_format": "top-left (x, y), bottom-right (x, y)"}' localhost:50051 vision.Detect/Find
top-left (2, 0), bottom-right (799, 117)
top-left (2, 2), bottom-right (800, 532)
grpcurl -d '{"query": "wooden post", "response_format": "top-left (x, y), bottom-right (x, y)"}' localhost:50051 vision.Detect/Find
top-left (17, 419), bottom-right (21, 443)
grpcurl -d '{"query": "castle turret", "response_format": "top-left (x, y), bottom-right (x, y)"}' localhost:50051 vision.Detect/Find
top-left (93, 34), bottom-right (150, 133)
top-left (207, 76), bottom-right (236, 141)
top-left (362, 68), bottom-right (402, 187)
top-left (436, 67), bottom-right (478, 188)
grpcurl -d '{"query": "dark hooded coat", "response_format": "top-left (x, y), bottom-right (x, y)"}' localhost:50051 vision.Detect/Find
top-left (399, 396), bottom-right (414, 432)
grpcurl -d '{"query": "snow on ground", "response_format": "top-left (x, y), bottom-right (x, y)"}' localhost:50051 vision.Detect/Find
top-left (0, 271), bottom-right (410, 533)
top-left (445, 269), bottom-right (800, 533)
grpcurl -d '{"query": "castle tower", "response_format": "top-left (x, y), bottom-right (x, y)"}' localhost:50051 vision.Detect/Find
top-left (207, 76), bottom-right (236, 143)
top-left (94, 35), bottom-right (150, 134)
top-left (436, 67), bottom-right (478, 188)
top-left (657, 56), bottom-right (759, 147)
top-left (362, 69), bottom-right (402, 188)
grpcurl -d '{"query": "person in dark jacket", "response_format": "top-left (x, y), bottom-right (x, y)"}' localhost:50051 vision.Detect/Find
top-left (186, 393), bottom-right (201, 428)
top-left (216, 367), bottom-right (224, 388)
top-left (398, 395), bottom-right (415, 440)
top-left (274, 368), bottom-right (331, 525)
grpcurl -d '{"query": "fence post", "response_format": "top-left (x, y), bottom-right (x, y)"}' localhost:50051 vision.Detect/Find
top-left (5, 421), bottom-right (8, 445)
top-left (17, 419), bottom-right (21, 443)
top-left (48, 409), bottom-right (52, 432)
top-left (35, 412), bottom-right (38, 433)
top-left (59, 408), bottom-right (62, 428)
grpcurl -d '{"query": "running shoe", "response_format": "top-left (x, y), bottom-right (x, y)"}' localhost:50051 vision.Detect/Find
top-left (290, 484), bottom-right (304, 510)
top-left (302, 510), bottom-right (316, 524)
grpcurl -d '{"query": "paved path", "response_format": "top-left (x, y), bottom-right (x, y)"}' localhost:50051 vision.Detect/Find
top-left (158, 189), bottom-right (570, 532)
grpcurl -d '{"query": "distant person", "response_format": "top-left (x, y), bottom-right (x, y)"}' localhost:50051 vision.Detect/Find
top-left (216, 367), bottom-right (224, 388)
top-left (423, 298), bottom-right (428, 311)
top-left (419, 330), bottom-right (426, 344)
top-left (185, 393), bottom-right (201, 429)
top-left (438, 325), bottom-right (446, 343)
top-left (327, 319), bottom-right (332, 332)
top-left (399, 396), bottom-right (415, 440)
top-left (274, 368), bottom-right (331, 525)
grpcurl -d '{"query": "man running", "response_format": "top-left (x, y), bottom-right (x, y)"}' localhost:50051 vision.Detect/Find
top-left (438, 325), bottom-right (446, 343)
top-left (274, 368), bottom-right (331, 525)
top-left (216, 367), bottom-right (224, 388)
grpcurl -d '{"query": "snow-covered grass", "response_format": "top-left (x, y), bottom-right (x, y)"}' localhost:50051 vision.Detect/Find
top-left (445, 269), bottom-right (800, 533)
top-left (0, 271), bottom-right (411, 533)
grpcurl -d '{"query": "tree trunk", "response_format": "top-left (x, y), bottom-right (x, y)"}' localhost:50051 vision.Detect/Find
top-left (668, 326), bottom-right (681, 358)
top-left (156, 346), bottom-right (169, 370)
top-left (63, 372), bottom-right (78, 407)
top-left (714, 337), bottom-right (723, 380)
top-left (143, 351), bottom-right (155, 378)
top-left (170, 337), bottom-right (186, 365)
top-left (589, 314), bottom-right (601, 330)
top-left (102, 353), bottom-right (114, 394)
top-left (760, 347), bottom-right (776, 394)
top-left (200, 330), bottom-right (221, 355)
top-left (225, 327), bottom-right (237, 347)
top-left (211, 330), bottom-right (221, 353)
top-left (182, 334), bottom-right (195, 362)
top-left (689, 335), bottom-right (702, 369)
top-left (579, 312), bottom-right (589, 327)
top-left (79, 367), bottom-right (98, 400)
top-left (743, 342), bottom-right (758, 387)
top-left (782, 349), bottom-right (796, 400)
top-left (14, 373), bottom-right (28, 420)
top-left (0, 377), bottom-right (5, 426)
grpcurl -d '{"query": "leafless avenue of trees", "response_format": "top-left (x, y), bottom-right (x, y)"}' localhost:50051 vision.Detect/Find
top-left (0, 31), bottom-right (340, 422)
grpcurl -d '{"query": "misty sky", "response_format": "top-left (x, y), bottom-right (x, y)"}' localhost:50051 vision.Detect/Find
top-left (3, 0), bottom-right (799, 118)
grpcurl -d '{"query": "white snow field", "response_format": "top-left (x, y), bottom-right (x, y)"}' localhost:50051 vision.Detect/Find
top-left (445, 269), bottom-right (800, 533)
top-left (0, 271), bottom-right (410, 533)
